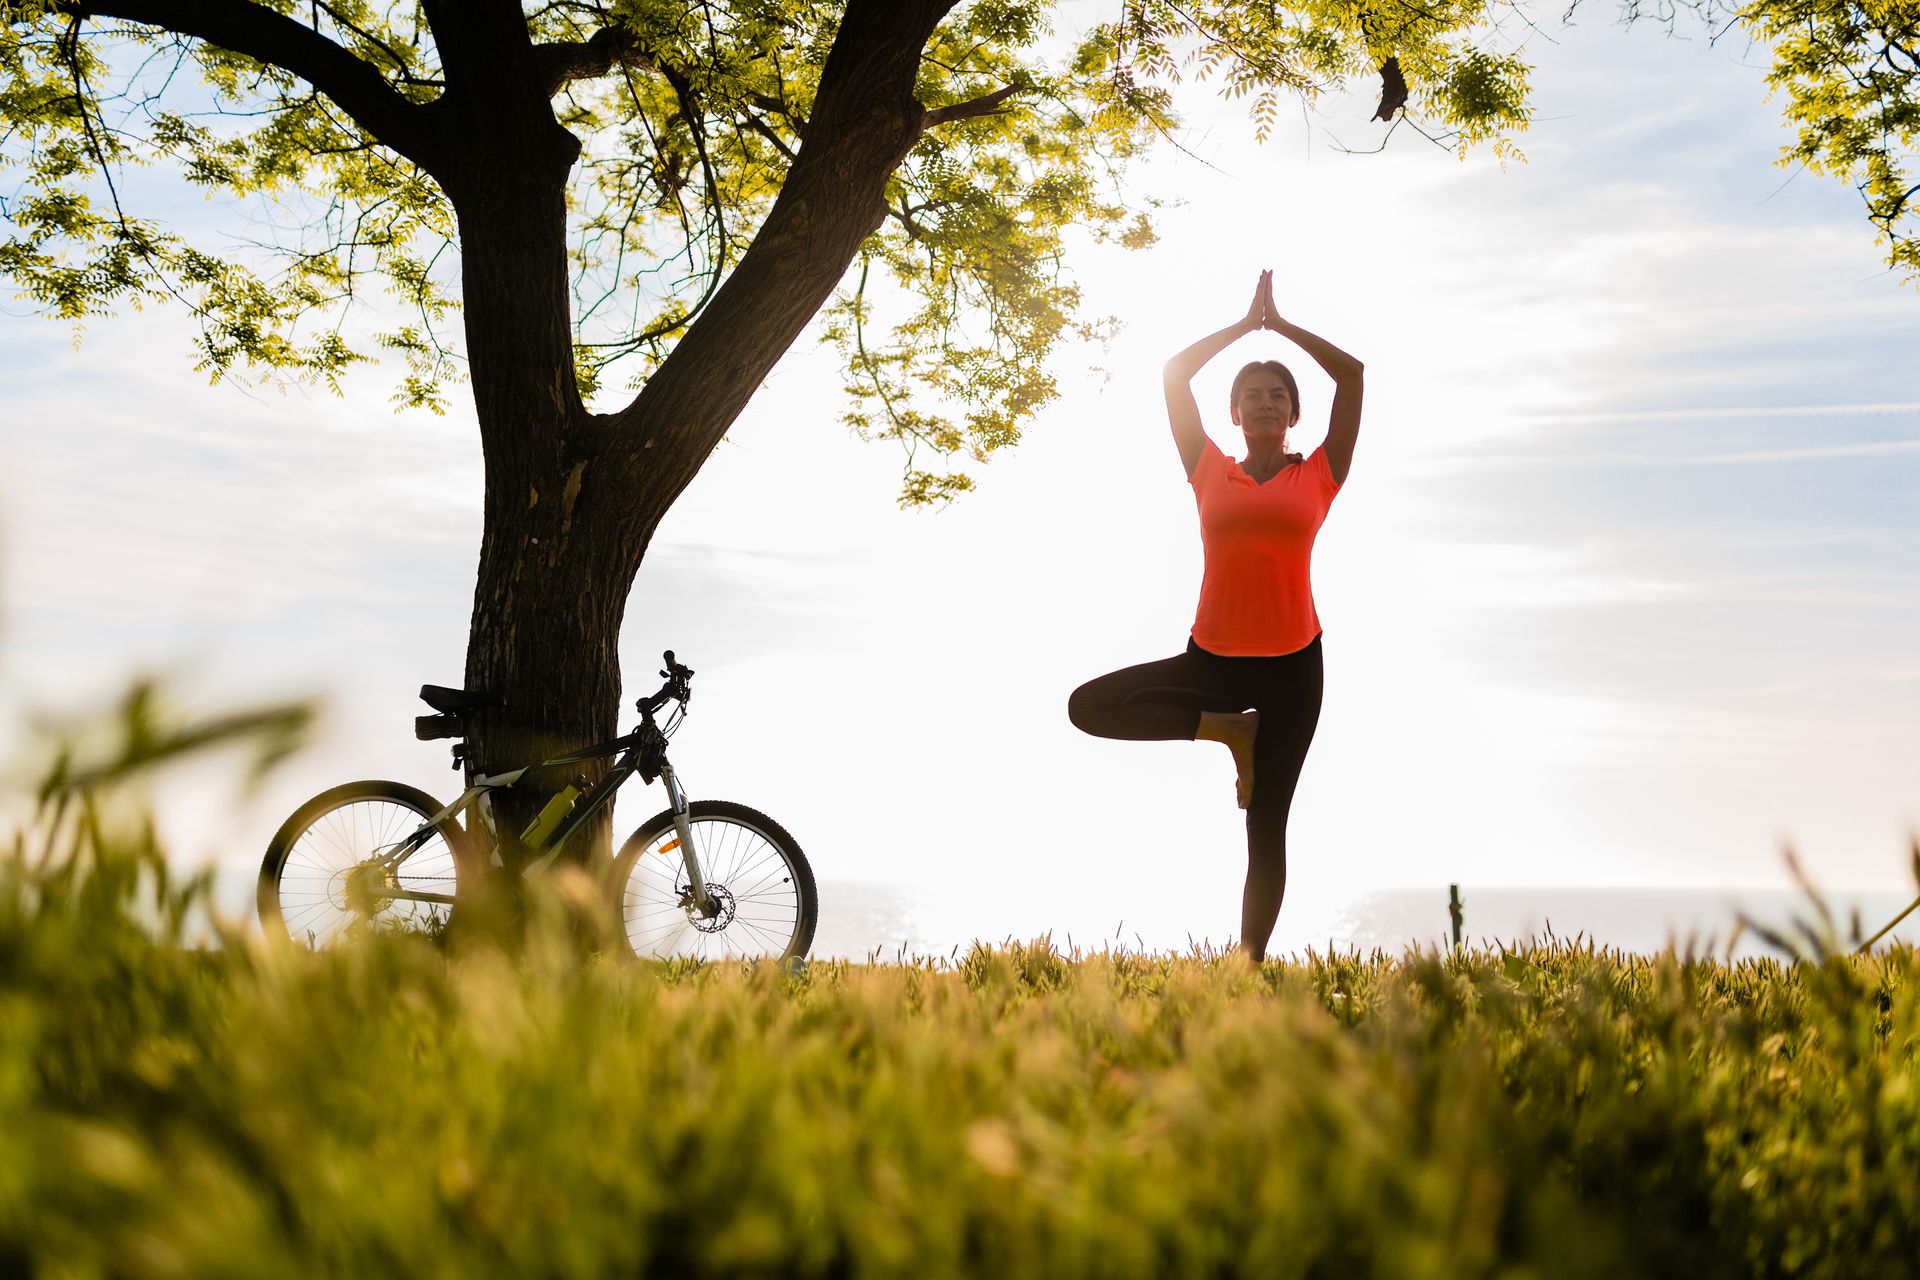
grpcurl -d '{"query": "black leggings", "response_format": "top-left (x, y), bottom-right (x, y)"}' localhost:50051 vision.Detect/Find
top-left (1067, 635), bottom-right (1323, 961)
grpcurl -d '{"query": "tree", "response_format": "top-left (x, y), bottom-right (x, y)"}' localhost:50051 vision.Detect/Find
top-left (0, 0), bottom-right (1905, 889)
top-left (1624, 0), bottom-right (1920, 283)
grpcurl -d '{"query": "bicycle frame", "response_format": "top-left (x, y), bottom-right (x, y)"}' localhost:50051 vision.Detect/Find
top-left (363, 718), bottom-right (718, 916)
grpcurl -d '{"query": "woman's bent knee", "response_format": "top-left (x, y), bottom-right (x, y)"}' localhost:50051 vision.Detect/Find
top-left (1066, 682), bottom-right (1100, 734)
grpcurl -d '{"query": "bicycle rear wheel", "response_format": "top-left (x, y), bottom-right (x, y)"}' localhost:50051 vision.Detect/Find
top-left (259, 781), bottom-right (471, 947)
top-left (613, 800), bottom-right (817, 962)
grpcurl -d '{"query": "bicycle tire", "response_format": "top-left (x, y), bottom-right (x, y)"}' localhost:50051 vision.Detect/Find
top-left (612, 800), bottom-right (817, 962)
top-left (259, 780), bottom-right (473, 947)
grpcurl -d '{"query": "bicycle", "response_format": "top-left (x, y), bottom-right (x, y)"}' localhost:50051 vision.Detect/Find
top-left (257, 651), bottom-right (818, 961)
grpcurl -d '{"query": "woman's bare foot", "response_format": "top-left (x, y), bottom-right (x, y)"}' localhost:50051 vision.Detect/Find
top-left (1196, 709), bottom-right (1259, 808)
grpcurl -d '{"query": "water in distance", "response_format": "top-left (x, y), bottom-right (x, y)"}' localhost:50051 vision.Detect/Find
top-left (809, 880), bottom-right (1920, 963)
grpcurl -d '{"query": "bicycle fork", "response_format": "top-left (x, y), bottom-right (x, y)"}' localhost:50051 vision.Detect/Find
top-left (661, 763), bottom-right (718, 918)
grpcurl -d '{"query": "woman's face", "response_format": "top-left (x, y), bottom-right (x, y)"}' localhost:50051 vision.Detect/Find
top-left (1232, 371), bottom-right (1296, 438)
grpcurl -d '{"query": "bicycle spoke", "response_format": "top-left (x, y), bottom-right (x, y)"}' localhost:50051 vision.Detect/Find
top-left (264, 791), bottom-right (462, 946)
top-left (613, 804), bottom-right (810, 963)
top-left (729, 858), bottom-right (789, 903)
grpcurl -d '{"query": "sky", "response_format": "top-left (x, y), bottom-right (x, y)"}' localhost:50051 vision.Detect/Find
top-left (2, 9), bottom-right (1917, 956)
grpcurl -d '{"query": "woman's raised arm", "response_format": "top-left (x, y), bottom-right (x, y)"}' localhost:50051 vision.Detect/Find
top-left (1261, 274), bottom-right (1362, 486)
top-left (1164, 272), bottom-right (1268, 478)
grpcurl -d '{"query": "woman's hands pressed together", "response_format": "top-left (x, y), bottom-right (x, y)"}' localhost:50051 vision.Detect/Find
top-left (1243, 270), bottom-right (1272, 331)
top-left (1258, 270), bottom-right (1286, 331)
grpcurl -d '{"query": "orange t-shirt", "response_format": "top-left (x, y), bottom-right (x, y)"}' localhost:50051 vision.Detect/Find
top-left (1188, 437), bottom-right (1342, 656)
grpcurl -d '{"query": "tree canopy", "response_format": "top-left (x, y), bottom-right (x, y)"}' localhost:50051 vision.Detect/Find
top-left (1629, 0), bottom-right (1919, 283)
top-left (2, 4), bottom-right (1914, 507)
top-left (4, 3), bottom-right (1910, 501)
top-left (1, 0), bottom-right (1539, 502)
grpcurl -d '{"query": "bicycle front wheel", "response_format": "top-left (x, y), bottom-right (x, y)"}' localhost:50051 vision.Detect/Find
top-left (613, 800), bottom-right (817, 962)
top-left (259, 781), bottom-right (471, 947)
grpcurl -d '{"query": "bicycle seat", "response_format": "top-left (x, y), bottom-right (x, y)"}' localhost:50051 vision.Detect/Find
top-left (418, 684), bottom-right (507, 713)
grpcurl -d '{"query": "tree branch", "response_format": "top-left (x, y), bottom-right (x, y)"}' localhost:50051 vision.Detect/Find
top-left (308, 0), bottom-right (434, 85)
top-left (535, 24), bottom-right (807, 145)
top-left (1372, 55), bottom-right (1408, 121)
top-left (646, 52), bottom-right (730, 269)
top-left (738, 107), bottom-right (798, 162)
top-left (602, 0), bottom-right (959, 500)
top-left (50, 0), bottom-right (446, 171)
top-left (746, 88), bottom-right (806, 137)
top-left (1871, 180), bottom-right (1920, 233)
top-left (535, 24), bottom-right (647, 96)
top-left (923, 83), bottom-right (1021, 126)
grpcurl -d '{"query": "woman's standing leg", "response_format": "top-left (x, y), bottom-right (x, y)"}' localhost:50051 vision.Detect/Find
top-left (1239, 637), bottom-right (1325, 962)
top-left (1069, 640), bottom-right (1320, 960)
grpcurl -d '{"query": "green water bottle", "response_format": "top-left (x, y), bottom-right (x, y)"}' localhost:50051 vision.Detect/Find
top-left (519, 784), bottom-right (581, 850)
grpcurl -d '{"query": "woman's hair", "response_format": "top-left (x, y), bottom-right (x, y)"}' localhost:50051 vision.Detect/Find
top-left (1230, 360), bottom-right (1302, 426)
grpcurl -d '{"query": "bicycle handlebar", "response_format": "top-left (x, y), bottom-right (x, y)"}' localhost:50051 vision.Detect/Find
top-left (637, 649), bottom-right (695, 716)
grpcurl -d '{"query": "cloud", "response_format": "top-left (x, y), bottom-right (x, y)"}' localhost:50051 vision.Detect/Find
top-left (1516, 402), bottom-right (1920, 425)
top-left (1407, 434), bottom-right (1920, 475)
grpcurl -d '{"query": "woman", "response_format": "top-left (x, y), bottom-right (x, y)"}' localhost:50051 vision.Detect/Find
top-left (1067, 271), bottom-right (1361, 964)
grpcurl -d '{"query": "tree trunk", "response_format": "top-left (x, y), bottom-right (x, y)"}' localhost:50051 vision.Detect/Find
top-left (450, 210), bottom-right (653, 943)
top-left (462, 443), bottom-right (645, 872)
top-left (426, 0), bottom-right (959, 938)
top-left (430, 20), bottom-right (635, 893)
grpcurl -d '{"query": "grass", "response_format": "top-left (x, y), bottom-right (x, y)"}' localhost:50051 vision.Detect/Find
top-left (4, 691), bottom-right (1918, 1278)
